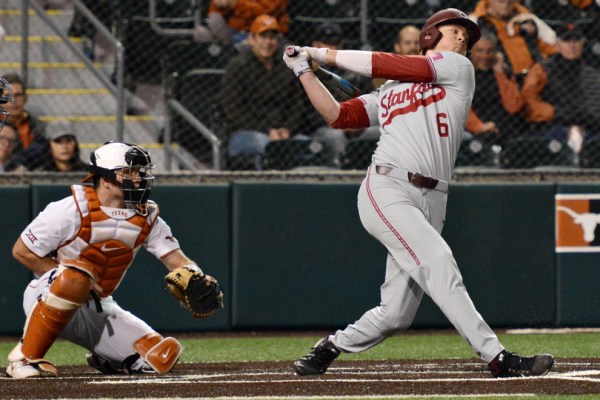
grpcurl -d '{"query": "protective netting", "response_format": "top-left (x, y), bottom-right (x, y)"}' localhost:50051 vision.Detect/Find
top-left (1, 1), bottom-right (599, 178)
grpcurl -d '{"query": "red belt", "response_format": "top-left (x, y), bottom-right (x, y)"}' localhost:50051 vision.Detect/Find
top-left (374, 165), bottom-right (448, 192)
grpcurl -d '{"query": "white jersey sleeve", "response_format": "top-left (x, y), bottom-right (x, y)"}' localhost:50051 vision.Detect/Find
top-left (20, 197), bottom-right (81, 257)
top-left (143, 216), bottom-right (181, 259)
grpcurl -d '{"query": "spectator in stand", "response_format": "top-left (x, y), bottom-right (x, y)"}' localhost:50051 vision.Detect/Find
top-left (466, 31), bottom-right (526, 145)
top-left (373, 25), bottom-right (421, 88)
top-left (528, 0), bottom-right (600, 69)
top-left (310, 22), bottom-right (374, 95)
top-left (298, 22), bottom-right (379, 163)
top-left (221, 14), bottom-right (303, 169)
top-left (15, 119), bottom-right (88, 172)
top-left (469, 0), bottom-right (558, 83)
top-left (521, 23), bottom-right (600, 154)
top-left (0, 123), bottom-right (20, 173)
top-left (1, 73), bottom-right (46, 153)
top-left (35, 119), bottom-right (88, 172)
top-left (194, 0), bottom-right (289, 46)
top-left (394, 25), bottom-right (421, 55)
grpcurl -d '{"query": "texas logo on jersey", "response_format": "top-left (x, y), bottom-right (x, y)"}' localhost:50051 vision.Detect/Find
top-left (555, 194), bottom-right (600, 252)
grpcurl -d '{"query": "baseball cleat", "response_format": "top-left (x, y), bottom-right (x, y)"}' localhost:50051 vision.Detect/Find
top-left (488, 350), bottom-right (554, 378)
top-left (6, 358), bottom-right (41, 379)
top-left (6, 342), bottom-right (58, 378)
top-left (6, 342), bottom-right (40, 379)
top-left (294, 336), bottom-right (341, 376)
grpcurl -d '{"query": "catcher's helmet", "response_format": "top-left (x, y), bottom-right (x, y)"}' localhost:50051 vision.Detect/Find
top-left (84, 141), bottom-right (155, 215)
top-left (0, 78), bottom-right (13, 130)
top-left (419, 8), bottom-right (481, 55)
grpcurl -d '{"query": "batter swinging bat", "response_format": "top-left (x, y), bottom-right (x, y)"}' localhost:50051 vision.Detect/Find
top-left (285, 46), bottom-right (362, 100)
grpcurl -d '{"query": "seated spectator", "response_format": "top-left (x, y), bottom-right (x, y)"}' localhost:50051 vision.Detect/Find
top-left (529, 1), bottom-right (600, 69)
top-left (0, 123), bottom-right (21, 173)
top-left (297, 22), bottom-right (380, 164)
top-left (521, 23), bottom-right (600, 154)
top-left (466, 31), bottom-right (527, 145)
top-left (1, 73), bottom-right (46, 152)
top-left (373, 25), bottom-right (421, 88)
top-left (394, 25), bottom-right (421, 56)
top-left (194, 0), bottom-right (289, 46)
top-left (18, 119), bottom-right (88, 172)
top-left (469, 0), bottom-right (558, 82)
top-left (221, 15), bottom-right (304, 170)
top-left (38, 119), bottom-right (88, 172)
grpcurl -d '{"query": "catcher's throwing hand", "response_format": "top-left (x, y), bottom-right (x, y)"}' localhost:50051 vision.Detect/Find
top-left (165, 266), bottom-right (224, 319)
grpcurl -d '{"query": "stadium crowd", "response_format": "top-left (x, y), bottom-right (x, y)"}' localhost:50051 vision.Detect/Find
top-left (2, 0), bottom-right (600, 171)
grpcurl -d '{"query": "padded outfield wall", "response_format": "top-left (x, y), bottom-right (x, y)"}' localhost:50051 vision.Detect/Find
top-left (0, 181), bottom-right (597, 335)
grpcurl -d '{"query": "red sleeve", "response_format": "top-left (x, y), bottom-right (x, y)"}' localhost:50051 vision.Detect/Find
top-left (371, 53), bottom-right (434, 82)
top-left (330, 98), bottom-right (371, 130)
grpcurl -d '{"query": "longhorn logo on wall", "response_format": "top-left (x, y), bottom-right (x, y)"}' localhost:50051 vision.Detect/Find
top-left (556, 194), bottom-right (600, 252)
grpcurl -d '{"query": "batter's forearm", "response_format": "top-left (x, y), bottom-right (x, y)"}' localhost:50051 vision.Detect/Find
top-left (298, 72), bottom-right (341, 125)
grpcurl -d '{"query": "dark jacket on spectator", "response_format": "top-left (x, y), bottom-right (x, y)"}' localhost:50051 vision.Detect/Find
top-left (221, 46), bottom-right (303, 136)
top-left (522, 53), bottom-right (600, 130)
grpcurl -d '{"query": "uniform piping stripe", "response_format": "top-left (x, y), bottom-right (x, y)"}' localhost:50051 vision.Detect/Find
top-left (366, 168), bottom-right (420, 266)
top-left (426, 56), bottom-right (437, 82)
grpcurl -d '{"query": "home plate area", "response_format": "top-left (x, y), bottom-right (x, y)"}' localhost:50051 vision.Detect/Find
top-left (2, 358), bottom-right (600, 399)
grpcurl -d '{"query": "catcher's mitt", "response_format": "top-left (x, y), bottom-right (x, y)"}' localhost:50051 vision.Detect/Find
top-left (165, 266), bottom-right (224, 318)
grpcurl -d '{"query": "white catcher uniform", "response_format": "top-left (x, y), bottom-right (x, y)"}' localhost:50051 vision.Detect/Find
top-left (19, 185), bottom-right (180, 371)
top-left (329, 51), bottom-right (504, 362)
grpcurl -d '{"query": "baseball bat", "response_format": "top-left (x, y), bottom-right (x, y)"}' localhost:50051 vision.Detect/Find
top-left (285, 46), bottom-right (362, 100)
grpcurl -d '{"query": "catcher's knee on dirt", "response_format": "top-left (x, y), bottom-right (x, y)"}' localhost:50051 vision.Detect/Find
top-left (133, 333), bottom-right (181, 374)
top-left (21, 267), bottom-right (92, 361)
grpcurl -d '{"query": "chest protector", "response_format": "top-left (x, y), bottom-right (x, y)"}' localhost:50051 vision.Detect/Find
top-left (57, 185), bottom-right (158, 297)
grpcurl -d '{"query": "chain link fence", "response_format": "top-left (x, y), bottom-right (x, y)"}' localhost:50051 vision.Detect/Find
top-left (1, 0), bottom-right (600, 173)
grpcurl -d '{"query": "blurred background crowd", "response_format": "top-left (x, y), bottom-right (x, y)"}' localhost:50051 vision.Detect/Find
top-left (1, 0), bottom-right (600, 172)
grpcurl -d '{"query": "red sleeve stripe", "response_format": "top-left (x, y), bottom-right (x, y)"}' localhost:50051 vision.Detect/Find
top-left (330, 97), bottom-right (371, 129)
top-left (371, 53), bottom-right (434, 82)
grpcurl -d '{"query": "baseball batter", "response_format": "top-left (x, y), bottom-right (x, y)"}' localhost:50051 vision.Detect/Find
top-left (284, 8), bottom-right (554, 378)
top-left (6, 141), bottom-right (219, 379)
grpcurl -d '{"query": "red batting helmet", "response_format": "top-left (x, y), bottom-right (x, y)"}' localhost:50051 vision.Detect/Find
top-left (419, 8), bottom-right (481, 55)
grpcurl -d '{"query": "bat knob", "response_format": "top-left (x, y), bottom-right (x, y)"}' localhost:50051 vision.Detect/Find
top-left (285, 46), bottom-right (299, 57)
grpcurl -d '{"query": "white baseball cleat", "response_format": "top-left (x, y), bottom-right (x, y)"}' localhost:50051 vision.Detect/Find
top-left (5, 341), bottom-right (58, 378)
top-left (6, 342), bottom-right (40, 378)
top-left (6, 358), bottom-right (41, 379)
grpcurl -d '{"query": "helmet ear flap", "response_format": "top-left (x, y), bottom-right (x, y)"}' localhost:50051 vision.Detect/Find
top-left (419, 28), bottom-right (442, 54)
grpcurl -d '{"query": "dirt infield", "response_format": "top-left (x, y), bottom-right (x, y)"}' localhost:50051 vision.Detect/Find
top-left (2, 358), bottom-right (600, 399)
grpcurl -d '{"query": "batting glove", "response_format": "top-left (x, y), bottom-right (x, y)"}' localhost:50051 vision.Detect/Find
top-left (303, 46), bottom-right (329, 64)
top-left (283, 46), bottom-right (312, 77)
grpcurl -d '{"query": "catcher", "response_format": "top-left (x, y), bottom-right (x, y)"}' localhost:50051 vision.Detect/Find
top-left (6, 141), bottom-right (223, 379)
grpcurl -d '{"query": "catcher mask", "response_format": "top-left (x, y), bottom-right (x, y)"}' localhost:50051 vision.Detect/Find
top-left (419, 8), bottom-right (481, 56)
top-left (0, 78), bottom-right (13, 130)
top-left (84, 141), bottom-right (155, 216)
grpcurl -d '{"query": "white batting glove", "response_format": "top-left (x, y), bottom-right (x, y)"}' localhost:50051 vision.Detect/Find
top-left (303, 46), bottom-right (328, 64)
top-left (283, 45), bottom-right (312, 77)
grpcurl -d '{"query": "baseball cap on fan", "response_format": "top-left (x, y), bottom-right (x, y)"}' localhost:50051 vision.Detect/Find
top-left (250, 14), bottom-right (280, 34)
top-left (314, 23), bottom-right (343, 45)
top-left (556, 23), bottom-right (584, 41)
top-left (45, 119), bottom-right (76, 142)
